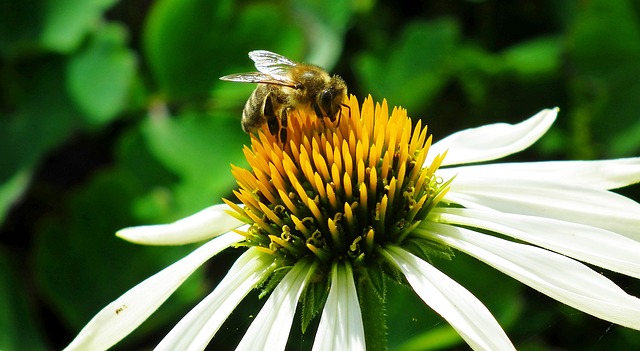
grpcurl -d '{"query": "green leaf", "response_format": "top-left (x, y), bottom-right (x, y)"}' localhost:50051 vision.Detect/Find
top-left (502, 36), bottom-right (562, 79)
top-left (141, 111), bottom-right (247, 216)
top-left (0, 250), bottom-right (47, 351)
top-left (449, 45), bottom-right (502, 107)
top-left (610, 118), bottom-right (640, 156)
top-left (386, 281), bottom-right (463, 351)
top-left (569, 0), bottom-right (640, 78)
top-left (115, 130), bottom-right (180, 223)
top-left (0, 57), bottom-right (83, 182)
top-left (0, 1), bottom-right (42, 57)
top-left (41, 0), bottom-right (120, 53)
top-left (33, 168), bottom-right (202, 333)
top-left (291, 0), bottom-right (354, 68)
top-left (143, 0), bottom-right (230, 100)
top-left (66, 24), bottom-right (136, 125)
top-left (568, 0), bottom-right (640, 157)
top-left (0, 169), bottom-right (31, 226)
top-left (595, 70), bottom-right (640, 156)
top-left (354, 19), bottom-right (460, 112)
top-left (395, 325), bottom-right (464, 351)
top-left (143, 0), bottom-right (305, 101)
top-left (388, 253), bottom-right (524, 350)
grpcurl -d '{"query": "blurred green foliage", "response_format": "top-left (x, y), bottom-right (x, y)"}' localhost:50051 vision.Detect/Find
top-left (1, 0), bottom-right (640, 350)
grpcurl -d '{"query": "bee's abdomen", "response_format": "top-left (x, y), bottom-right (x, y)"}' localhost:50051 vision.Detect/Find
top-left (241, 86), bottom-right (268, 133)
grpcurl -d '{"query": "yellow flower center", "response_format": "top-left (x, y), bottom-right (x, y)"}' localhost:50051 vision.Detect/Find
top-left (224, 95), bottom-right (449, 269)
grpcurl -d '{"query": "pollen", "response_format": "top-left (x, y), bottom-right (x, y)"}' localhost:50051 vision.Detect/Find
top-left (226, 95), bottom-right (450, 268)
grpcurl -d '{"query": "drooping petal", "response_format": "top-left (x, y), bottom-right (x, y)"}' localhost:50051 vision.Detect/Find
top-left (155, 248), bottom-right (274, 351)
top-left (428, 108), bottom-right (557, 167)
top-left (117, 203), bottom-right (246, 245)
top-left (419, 222), bottom-right (640, 330)
top-left (63, 232), bottom-right (245, 351)
top-left (444, 178), bottom-right (640, 241)
top-left (432, 208), bottom-right (640, 279)
top-left (381, 246), bottom-right (516, 351)
top-left (437, 157), bottom-right (640, 190)
top-left (313, 262), bottom-right (365, 351)
top-left (235, 259), bottom-right (317, 351)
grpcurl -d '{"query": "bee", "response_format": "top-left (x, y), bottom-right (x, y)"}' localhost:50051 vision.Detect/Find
top-left (220, 50), bottom-right (348, 143)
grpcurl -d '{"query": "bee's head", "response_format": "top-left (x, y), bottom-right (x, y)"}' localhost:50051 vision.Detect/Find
top-left (319, 75), bottom-right (348, 118)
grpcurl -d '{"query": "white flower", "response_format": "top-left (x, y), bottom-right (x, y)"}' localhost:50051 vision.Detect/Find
top-left (64, 97), bottom-right (640, 351)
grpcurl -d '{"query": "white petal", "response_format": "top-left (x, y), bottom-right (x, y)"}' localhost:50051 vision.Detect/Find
top-left (235, 259), bottom-right (316, 351)
top-left (433, 208), bottom-right (640, 279)
top-left (117, 203), bottom-right (246, 245)
top-left (427, 108), bottom-right (557, 167)
top-left (438, 157), bottom-right (640, 190)
top-left (155, 248), bottom-right (274, 351)
top-left (419, 222), bottom-right (640, 330)
top-left (63, 232), bottom-right (244, 351)
top-left (444, 178), bottom-right (640, 241)
top-left (313, 262), bottom-right (365, 351)
top-left (381, 246), bottom-right (516, 351)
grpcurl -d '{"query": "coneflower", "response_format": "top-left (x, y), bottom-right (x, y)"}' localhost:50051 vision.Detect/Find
top-left (65, 96), bottom-right (640, 351)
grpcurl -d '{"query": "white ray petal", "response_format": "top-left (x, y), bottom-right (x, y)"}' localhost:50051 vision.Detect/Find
top-left (444, 178), bottom-right (640, 241)
top-left (313, 262), bottom-right (365, 351)
top-left (419, 222), bottom-right (640, 330)
top-left (437, 157), bottom-right (640, 190)
top-left (433, 208), bottom-right (640, 279)
top-left (427, 108), bottom-right (557, 167)
top-left (155, 248), bottom-right (274, 351)
top-left (63, 232), bottom-right (244, 351)
top-left (382, 246), bottom-right (516, 351)
top-left (235, 259), bottom-right (316, 351)
top-left (117, 203), bottom-right (246, 245)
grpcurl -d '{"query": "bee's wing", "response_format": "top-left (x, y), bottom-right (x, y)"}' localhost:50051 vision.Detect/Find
top-left (248, 50), bottom-right (297, 82)
top-left (219, 72), bottom-right (296, 87)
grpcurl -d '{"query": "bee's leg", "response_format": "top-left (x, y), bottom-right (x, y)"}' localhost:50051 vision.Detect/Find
top-left (336, 103), bottom-right (350, 126)
top-left (312, 103), bottom-right (327, 127)
top-left (279, 108), bottom-right (288, 144)
top-left (263, 92), bottom-right (279, 137)
top-left (312, 103), bottom-right (324, 120)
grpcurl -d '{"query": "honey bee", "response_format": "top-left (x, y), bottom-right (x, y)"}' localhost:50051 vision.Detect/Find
top-left (220, 50), bottom-right (348, 143)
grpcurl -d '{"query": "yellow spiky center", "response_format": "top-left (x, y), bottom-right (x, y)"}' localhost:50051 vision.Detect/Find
top-left (224, 95), bottom-right (449, 269)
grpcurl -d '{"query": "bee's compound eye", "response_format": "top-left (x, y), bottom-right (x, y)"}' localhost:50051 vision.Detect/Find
top-left (320, 89), bottom-right (334, 114)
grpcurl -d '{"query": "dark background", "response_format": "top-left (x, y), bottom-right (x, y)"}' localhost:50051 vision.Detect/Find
top-left (1, 0), bottom-right (640, 349)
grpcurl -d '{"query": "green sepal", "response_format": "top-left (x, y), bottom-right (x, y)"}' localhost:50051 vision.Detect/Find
top-left (402, 237), bottom-right (454, 264)
top-left (259, 265), bottom-right (291, 299)
top-left (357, 265), bottom-right (388, 351)
top-left (299, 274), bottom-right (330, 333)
top-left (362, 261), bottom-right (385, 300)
